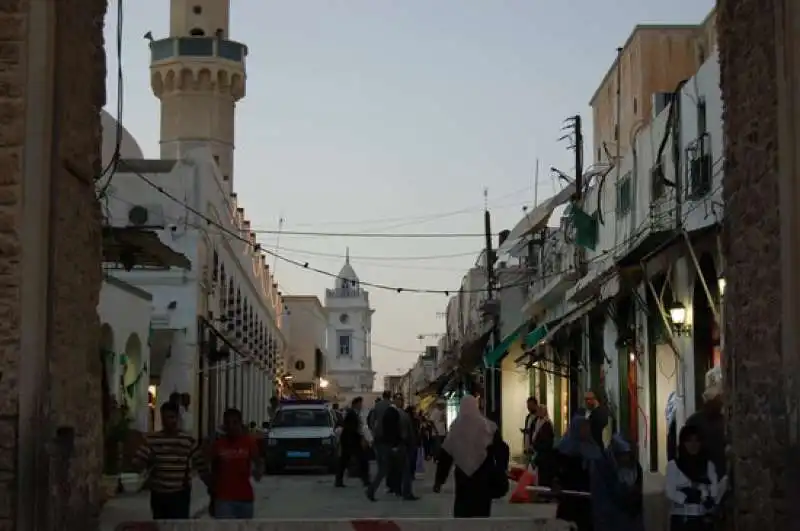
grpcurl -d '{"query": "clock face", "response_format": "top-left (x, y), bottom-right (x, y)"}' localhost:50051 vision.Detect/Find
top-left (339, 313), bottom-right (349, 324)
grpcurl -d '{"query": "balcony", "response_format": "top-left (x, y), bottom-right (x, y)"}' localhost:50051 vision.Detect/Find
top-left (150, 37), bottom-right (248, 64)
top-left (325, 288), bottom-right (368, 299)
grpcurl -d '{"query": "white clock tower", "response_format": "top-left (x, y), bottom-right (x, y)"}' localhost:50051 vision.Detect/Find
top-left (324, 250), bottom-right (375, 392)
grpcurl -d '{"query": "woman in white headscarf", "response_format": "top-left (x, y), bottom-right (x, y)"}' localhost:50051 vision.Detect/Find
top-left (432, 395), bottom-right (510, 518)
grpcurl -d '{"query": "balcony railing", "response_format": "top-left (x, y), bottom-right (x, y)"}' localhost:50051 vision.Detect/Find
top-left (325, 288), bottom-right (367, 299)
top-left (150, 37), bottom-right (248, 64)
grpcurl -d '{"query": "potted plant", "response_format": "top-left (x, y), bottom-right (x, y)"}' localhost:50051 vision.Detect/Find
top-left (102, 399), bottom-right (132, 499)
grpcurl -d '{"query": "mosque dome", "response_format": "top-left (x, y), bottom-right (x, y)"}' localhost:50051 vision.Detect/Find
top-left (101, 109), bottom-right (144, 166)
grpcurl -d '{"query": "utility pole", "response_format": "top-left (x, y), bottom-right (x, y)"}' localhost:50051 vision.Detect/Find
top-left (562, 114), bottom-right (586, 411)
top-left (482, 189), bottom-right (501, 426)
top-left (563, 115), bottom-right (584, 200)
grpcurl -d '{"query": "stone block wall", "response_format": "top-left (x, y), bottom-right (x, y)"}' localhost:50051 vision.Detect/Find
top-left (0, 0), bottom-right (108, 529)
top-left (717, 0), bottom-right (797, 528)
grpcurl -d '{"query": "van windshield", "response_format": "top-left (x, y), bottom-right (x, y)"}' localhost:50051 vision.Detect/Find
top-left (271, 409), bottom-right (332, 428)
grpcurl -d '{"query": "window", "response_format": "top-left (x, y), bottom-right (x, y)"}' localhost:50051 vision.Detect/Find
top-left (633, 97), bottom-right (638, 115)
top-left (213, 155), bottom-right (219, 164)
top-left (223, 175), bottom-right (229, 182)
top-left (651, 158), bottom-right (665, 199)
top-left (688, 135), bottom-right (712, 199)
top-left (271, 409), bottom-right (332, 428)
top-left (189, 28), bottom-right (205, 36)
top-left (616, 172), bottom-right (633, 215)
top-left (192, 5), bottom-right (202, 14)
top-left (597, 147), bottom-right (602, 161)
top-left (337, 332), bottom-right (352, 357)
top-left (697, 99), bottom-right (707, 136)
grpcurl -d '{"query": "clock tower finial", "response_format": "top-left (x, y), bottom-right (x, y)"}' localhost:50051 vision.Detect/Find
top-left (345, 247), bottom-right (350, 264)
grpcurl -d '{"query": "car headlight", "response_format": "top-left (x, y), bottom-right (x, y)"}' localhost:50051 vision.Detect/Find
top-left (321, 436), bottom-right (335, 446)
top-left (267, 437), bottom-right (278, 446)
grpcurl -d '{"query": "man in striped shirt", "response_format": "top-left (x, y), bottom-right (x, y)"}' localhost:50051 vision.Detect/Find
top-left (133, 402), bottom-right (210, 519)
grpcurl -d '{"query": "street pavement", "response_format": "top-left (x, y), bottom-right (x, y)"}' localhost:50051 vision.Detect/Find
top-left (199, 463), bottom-right (556, 520)
top-left (99, 464), bottom-right (555, 529)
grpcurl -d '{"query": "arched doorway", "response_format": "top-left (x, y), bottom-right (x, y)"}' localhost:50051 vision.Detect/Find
top-left (646, 273), bottom-right (678, 473)
top-left (122, 333), bottom-right (144, 428)
top-left (692, 253), bottom-right (720, 410)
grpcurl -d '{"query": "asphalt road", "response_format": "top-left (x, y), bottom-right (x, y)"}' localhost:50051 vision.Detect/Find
top-left (209, 464), bottom-right (556, 520)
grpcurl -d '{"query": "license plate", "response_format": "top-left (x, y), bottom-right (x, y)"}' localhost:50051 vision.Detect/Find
top-left (287, 451), bottom-right (310, 458)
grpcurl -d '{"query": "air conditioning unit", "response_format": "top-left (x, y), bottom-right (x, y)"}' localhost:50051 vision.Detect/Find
top-left (127, 204), bottom-right (166, 229)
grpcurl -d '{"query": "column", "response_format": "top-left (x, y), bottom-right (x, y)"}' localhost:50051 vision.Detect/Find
top-left (719, 0), bottom-right (800, 526)
top-left (245, 363), bottom-right (252, 420)
top-left (227, 359), bottom-right (235, 411)
top-left (235, 358), bottom-right (243, 410)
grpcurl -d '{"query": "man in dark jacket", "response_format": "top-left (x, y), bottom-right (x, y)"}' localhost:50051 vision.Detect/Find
top-left (585, 390), bottom-right (609, 447)
top-left (335, 397), bottom-right (369, 487)
top-left (367, 393), bottom-right (416, 500)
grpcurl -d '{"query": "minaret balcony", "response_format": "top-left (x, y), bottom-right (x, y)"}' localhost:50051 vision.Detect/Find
top-left (150, 37), bottom-right (248, 65)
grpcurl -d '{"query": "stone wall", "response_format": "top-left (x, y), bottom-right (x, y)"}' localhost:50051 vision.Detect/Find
top-left (0, 0), bottom-right (107, 530)
top-left (717, 0), bottom-right (793, 528)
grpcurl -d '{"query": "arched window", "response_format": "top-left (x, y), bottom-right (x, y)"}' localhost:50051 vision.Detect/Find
top-left (189, 28), bottom-right (205, 36)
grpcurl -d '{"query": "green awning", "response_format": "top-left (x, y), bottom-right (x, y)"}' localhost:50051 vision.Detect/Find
top-left (483, 323), bottom-right (528, 367)
top-left (523, 324), bottom-right (548, 348)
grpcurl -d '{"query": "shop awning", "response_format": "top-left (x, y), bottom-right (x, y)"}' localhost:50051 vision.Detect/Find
top-left (416, 369), bottom-right (454, 398)
top-left (458, 329), bottom-right (494, 371)
top-left (497, 183), bottom-right (577, 255)
top-left (513, 298), bottom-right (597, 365)
top-left (523, 324), bottom-right (548, 348)
top-left (483, 322), bottom-right (529, 367)
top-left (102, 226), bottom-right (192, 270)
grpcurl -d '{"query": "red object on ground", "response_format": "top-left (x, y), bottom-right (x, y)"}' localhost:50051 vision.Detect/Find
top-left (509, 467), bottom-right (537, 503)
top-left (508, 467), bottom-right (525, 481)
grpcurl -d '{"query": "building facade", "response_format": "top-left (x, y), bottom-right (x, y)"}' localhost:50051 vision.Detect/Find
top-left (324, 255), bottom-right (375, 392)
top-left (502, 22), bottom-right (724, 473)
top-left (282, 296), bottom-right (329, 398)
top-left (98, 276), bottom-right (153, 433)
top-left (102, 0), bottom-right (286, 436)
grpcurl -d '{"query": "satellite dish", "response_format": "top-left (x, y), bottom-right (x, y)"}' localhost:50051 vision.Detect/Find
top-left (128, 205), bottom-right (149, 226)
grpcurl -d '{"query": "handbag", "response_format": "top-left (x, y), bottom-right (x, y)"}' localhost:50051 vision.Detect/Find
top-left (487, 439), bottom-right (511, 499)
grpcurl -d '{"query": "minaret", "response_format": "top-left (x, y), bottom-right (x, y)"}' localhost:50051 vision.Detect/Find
top-left (150, 0), bottom-right (247, 191)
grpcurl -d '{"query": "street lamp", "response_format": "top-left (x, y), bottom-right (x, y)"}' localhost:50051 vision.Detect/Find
top-left (319, 378), bottom-right (329, 389)
top-left (718, 276), bottom-right (726, 296)
top-left (668, 303), bottom-right (691, 336)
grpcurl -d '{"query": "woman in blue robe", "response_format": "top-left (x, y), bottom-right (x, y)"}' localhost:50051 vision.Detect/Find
top-left (591, 435), bottom-right (645, 531)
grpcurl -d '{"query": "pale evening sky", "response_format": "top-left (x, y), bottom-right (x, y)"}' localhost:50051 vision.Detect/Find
top-left (105, 0), bottom-right (714, 386)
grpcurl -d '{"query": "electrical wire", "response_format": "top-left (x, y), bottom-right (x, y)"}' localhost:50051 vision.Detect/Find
top-left (281, 305), bottom-right (423, 354)
top-left (119, 169), bottom-right (627, 295)
top-left (286, 186), bottom-right (535, 231)
top-left (245, 228), bottom-right (492, 239)
top-left (97, 0), bottom-right (124, 198)
top-left (112, 155), bottom-right (724, 296)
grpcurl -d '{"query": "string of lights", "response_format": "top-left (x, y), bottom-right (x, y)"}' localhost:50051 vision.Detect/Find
top-left (111, 160), bottom-right (723, 296)
top-left (120, 169), bottom-right (634, 294)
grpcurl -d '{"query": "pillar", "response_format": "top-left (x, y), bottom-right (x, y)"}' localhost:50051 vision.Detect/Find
top-left (719, 0), bottom-right (800, 527)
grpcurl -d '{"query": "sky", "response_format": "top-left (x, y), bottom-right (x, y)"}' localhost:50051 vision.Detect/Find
top-left (105, 0), bottom-right (714, 386)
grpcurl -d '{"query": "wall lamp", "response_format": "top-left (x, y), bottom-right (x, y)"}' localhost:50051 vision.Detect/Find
top-left (718, 276), bottom-right (726, 297)
top-left (668, 303), bottom-right (691, 336)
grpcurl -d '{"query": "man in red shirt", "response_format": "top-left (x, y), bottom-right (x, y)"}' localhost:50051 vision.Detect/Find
top-left (210, 408), bottom-right (264, 519)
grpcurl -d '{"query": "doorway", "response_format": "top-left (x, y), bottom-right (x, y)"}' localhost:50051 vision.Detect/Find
top-left (692, 253), bottom-right (720, 410)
